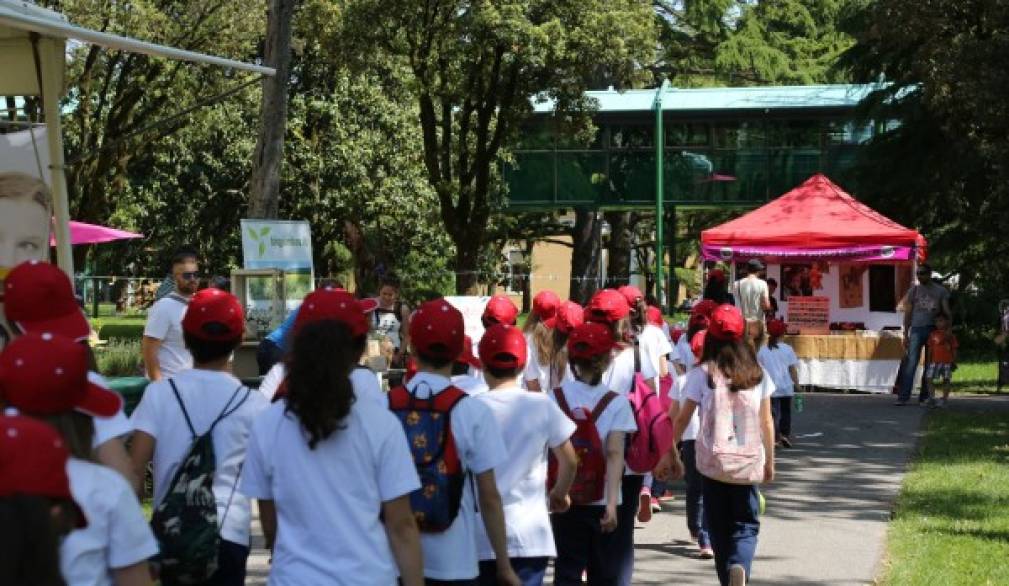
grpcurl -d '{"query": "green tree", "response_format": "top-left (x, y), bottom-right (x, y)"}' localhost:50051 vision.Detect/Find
top-left (840, 0), bottom-right (1009, 322)
top-left (340, 0), bottom-right (659, 293)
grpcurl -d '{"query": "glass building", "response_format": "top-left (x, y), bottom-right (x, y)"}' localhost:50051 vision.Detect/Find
top-left (505, 84), bottom-right (878, 210)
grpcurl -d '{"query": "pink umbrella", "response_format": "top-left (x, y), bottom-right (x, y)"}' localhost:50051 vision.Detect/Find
top-left (49, 220), bottom-right (143, 246)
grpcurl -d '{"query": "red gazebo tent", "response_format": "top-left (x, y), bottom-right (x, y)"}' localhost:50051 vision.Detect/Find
top-left (701, 174), bottom-right (926, 263)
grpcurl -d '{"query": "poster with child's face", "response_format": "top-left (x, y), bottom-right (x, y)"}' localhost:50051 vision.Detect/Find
top-left (781, 264), bottom-right (813, 300)
top-left (0, 128), bottom-right (54, 350)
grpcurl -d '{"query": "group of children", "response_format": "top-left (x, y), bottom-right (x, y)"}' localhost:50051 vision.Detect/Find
top-left (0, 258), bottom-right (788, 586)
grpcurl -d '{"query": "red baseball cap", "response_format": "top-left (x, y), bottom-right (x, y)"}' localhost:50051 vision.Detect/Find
top-left (182, 288), bottom-right (244, 341)
top-left (708, 304), bottom-right (745, 342)
top-left (555, 301), bottom-right (584, 335)
top-left (567, 322), bottom-right (615, 360)
top-left (688, 313), bottom-right (710, 332)
top-left (707, 268), bottom-right (726, 284)
top-left (0, 414), bottom-right (87, 527)
top-left (690, 330), bottom-right (707, 362)
top-left (3, 261), bottom-right (90, 342)
top-left (483, 295), bottom-right (519, 326)
top-left (294, 288), bottom-right (370, 338)
top-left (646, 305), bottom-right (664, 327)
top-left (617, 285), bottom-right (644, 308)
top-left (0, 333), bottom-right (123, 418)
top-left (767, 319), bottom-right (788, 338)
top-left (532, 291), bottom-right (561, 327)
top-left (410, 298), bottom-right (465, 360)
top-left (456, 336), bottom-right (482, 370)
top-left (478, 324), bottom-right (527, 370)
top-left (691, 299), bottom-right (718, 318)
top-left (585, 289), bottom-right (630, 324)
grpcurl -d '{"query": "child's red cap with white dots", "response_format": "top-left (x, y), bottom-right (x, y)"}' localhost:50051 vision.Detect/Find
top-left (182, 288), bottom-right (245, 341)
top-left (0, 332), bottom-right (122, 418)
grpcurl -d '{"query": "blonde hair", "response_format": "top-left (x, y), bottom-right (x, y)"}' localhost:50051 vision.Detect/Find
top-left (0, 172), bottom-right (53, 215)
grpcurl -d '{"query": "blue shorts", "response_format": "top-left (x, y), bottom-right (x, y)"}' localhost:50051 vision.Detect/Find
top-left (926, 363), bottom-right (952, 383)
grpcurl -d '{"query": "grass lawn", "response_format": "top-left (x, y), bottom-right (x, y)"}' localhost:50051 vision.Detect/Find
top-left (882, 408), bottom-right (1009, 585)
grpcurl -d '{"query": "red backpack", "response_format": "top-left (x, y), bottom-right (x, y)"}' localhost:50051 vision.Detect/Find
top-left (548, 388), bottom-right (618, 505)
top-left (624, 343), bottom-right (675, 474)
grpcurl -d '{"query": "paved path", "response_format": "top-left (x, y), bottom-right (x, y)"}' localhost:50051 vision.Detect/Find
top-left (245, 393), bottom-right (926, 585)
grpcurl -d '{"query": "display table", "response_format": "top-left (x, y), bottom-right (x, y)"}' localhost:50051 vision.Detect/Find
top-left (783, 334), bottom-right (918, 393)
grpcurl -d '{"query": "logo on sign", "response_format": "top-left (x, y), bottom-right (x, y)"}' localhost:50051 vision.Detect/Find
top-left (880, 246), bottom-right (895, 259)
top-left (719, 247), bottom-right (734, 260)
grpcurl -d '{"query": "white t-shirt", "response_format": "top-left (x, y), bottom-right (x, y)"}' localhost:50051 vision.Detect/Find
top-left (524, 333), bottom-right (572, 389)
top-left (130, 369), bottom-right (268, 545)
top-left (62, 458), bottom-right (159, 586)
top-left (258, 363), bottom-right (386, 406)
top-left (602, 345), bottom-right (656, 396)
top-left (474, 387), bottom-right (576, 560)
top-left (549, 380), bottom-right (637, 506)
top-left (89, 372), bottom-right (133, 449)
top-left (682, 365), bottom-right (775, 411)
top-left (452, 371), bottom-right (488, 396)
top-left (405, 372), bottom-right (508, 580)
top-left (241, 399), bottom-right (420, 585)
top-left (672, 334), bottom-right (695, 371)
top-left (143, 295), bottom-right (193, 378)
top-left (636, 325), bottom-right (672, 388)
top-left (758, 344), bottom-right (799, 397)
top-left (731, 277), bottom-right (769, 321)
top-left (668, 374), bottom-right (700, 441)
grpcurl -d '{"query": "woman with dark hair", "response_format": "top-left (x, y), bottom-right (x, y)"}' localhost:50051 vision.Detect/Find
top-left (0, 334), bottom-right (157, 586)
top-left (241, 317), bottom-right (424, 585)
top-left (0, 414), bottom-right (85, 586)
top-left (658, 305), bottom-right (776, 586)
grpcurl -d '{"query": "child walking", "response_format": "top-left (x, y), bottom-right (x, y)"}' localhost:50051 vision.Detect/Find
top-left (757, 320), bottom-right (799, 447)
top-left (241, 301), bottom-right (424, 585)
top-left (925, 313), bottom-right (958, 407)
top-left (658, 305), bottom-right (776, 586)
top-left (549, 322), bottom-right (637, 586)
top-left (475, 323), bottom-right (578, 585)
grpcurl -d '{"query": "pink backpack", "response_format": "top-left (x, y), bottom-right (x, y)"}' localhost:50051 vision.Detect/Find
top-left (696, 365), bottom-right (765, 484)
top-left (624, 345), bottom-right (675, 474)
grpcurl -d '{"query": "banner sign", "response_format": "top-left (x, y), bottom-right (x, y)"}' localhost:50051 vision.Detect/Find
top-left (444, 296), bottom-right (491, 354)
top-left (240, 219), bottom-right (314, 311)
top-left (702, 243), bottom-right (915, 263)
top-left (787, 296), bottom-right (831, 334)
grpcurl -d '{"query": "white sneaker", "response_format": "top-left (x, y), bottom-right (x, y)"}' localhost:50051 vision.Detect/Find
top-left (729, 564), bottom-right (746, 586)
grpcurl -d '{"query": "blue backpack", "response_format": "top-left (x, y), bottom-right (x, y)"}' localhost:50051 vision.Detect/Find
top-left (389, 383), bottom-right (468, 532)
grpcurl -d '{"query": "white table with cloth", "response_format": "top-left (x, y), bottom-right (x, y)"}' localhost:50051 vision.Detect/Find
top-left (784, 333), bottom-right (919, 393)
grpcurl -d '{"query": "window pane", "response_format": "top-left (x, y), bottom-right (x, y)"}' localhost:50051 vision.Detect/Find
top-left (869, 265), bottom-right (896, 312)
top-left (666, 122), bottom-right (709, 147)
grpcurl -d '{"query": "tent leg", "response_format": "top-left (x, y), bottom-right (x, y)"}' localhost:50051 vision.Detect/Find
top-left (39, 38), bottom-right (74, 283)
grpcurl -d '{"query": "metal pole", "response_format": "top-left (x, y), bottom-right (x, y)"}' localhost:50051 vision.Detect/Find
top-left (654, 80), bottom-right (669, 308)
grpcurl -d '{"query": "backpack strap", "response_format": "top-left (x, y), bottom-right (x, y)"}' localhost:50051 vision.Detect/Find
top-left (552, 387), bottom-right (572, 418)
top-left (590, 391), bottom-right (619, 423)
top-left (167, 380), bottom-right (250, 439)
top-left (166, 292), bottom-right (190, 306)
top-left (633, 339), bottom-right (641, 374)
top-left (168, 379), bottom-right (198, 440)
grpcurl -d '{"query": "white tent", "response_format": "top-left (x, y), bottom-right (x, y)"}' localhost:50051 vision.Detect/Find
top-left (0, 0), bottom-right (274, 278)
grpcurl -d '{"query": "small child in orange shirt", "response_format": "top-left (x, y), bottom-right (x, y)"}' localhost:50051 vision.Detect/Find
top-left (925, 313), bottom-right (958, 407)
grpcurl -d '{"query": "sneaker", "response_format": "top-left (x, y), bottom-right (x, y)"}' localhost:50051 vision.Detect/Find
top-left (650, 497), bottom-right (662, 513)
top-left (637, 492), bottom-right (653, 523)
top-left (729, 564), bottom-right (747, 586)
top-left (699, 545), bottom-right (714, 559)
top-left (657, 490), bottom-right (675, 502)
top-left (780, 436), bottom-right (793, 448)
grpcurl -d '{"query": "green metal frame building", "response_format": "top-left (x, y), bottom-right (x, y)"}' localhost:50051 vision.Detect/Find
top-left (504, 83), bottom-right (879, 302)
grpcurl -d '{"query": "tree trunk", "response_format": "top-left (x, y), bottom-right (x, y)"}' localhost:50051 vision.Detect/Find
top-left (454, 244), bottom-right (480, 295)
top-left (521, 239), bottom-right (534, 314)
top-left (604, 211), bottom-right (633, 288)
top-left (248, 0), bottom-right (296, 219)
top-left (569, 208), bottom-right (602, 304)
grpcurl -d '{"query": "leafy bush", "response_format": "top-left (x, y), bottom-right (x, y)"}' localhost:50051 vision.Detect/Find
top-left (99, 323), bottom-right (146, 341)
top-left (95, 340), bottom-right (144, 377)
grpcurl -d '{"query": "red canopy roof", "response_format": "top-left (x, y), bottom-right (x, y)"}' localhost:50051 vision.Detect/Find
top-left (702, 174), bottom-right (924, 249)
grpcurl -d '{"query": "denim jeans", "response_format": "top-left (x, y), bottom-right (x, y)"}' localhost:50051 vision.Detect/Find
top-left (614, 474), bottom-right (644, 586)
top-left (162, 540), bottom-right (249, 586)
top-left (771, 397), bottom-right (792, 438)
top-left (551, 505), bottom-right (618, 585)
top-left (702, 477), bottom-right (760, 586)
top-left (898, 326), bottom-right (934, 402)
top-left (478, 557), bottom-right (549, 586)
top-left (679, 441), bottom-right (710, 548)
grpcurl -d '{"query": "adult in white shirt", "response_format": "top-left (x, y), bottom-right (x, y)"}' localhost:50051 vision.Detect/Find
top-left (0, 333), bottom-right (158, 586)
top-left (399, 299), bottom-right (520, 585)
top-left (256, 287), bottom-right (387, 406)
top-left (730, 259), bottom-right (771, 323)
top-left (142, 248), bottom-right (199, 380)
top-left (2, 260), bottom-right (139, 491)
top-left (474, 324), bottom-right (578, 584)
top-left (242, 317), bottom-right (424, 586)
top-left (548, 322), bottom-right (637, 585)
top-left (131, 289), bottom-right (269, 586)
top-left (658, 304), bottom-right (776, 586)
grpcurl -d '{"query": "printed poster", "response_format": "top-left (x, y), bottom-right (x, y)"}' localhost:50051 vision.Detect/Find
top-left (240, 219), bottom-right (315, 315)
top-left (838, 264), bottom-right (866, 308)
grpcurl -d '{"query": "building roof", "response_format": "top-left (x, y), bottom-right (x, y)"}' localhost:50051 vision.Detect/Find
top-left (533, 84), bottom-right (878, 114)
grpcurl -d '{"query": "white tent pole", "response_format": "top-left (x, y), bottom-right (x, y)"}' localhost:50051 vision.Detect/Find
top-left (0, 3), bottom-right (275, 77)
top-left (39, 36), bottom-right (74, 281)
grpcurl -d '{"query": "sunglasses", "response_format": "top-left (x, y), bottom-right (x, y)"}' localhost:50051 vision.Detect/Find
top-left (178, 271), bottom-right (200, 281)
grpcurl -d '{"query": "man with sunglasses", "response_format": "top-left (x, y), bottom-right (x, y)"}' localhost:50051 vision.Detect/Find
top-left (895, 263), bottom-right (952, 405)
top-left (142, 247), bottom-right (200, 380)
